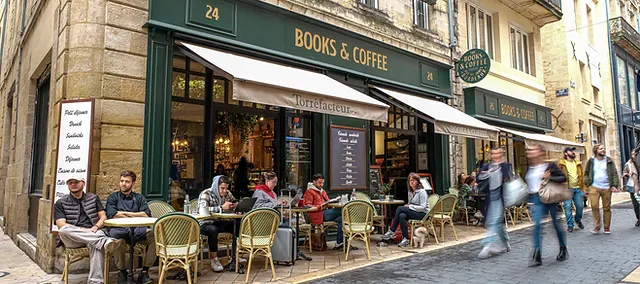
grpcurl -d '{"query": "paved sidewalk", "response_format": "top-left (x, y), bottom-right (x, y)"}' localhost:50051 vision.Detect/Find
top-left (0, 227), bottom-right (59, 283)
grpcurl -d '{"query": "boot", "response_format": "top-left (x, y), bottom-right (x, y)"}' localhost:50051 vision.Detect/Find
top-left (528, 249), bottom-right (542, 267)
top-left (556, 246), bottom-right (568, 261)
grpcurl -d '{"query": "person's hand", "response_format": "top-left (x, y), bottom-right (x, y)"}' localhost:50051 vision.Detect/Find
top-left (90, 226), bottom-right (99, 233)
top-left (222, 201), bottom-right (233, 211)
top-left (404, 204), bottom-right (409, 207)
top-left (624, 173), bottom-right (630, 177)
top-left (281, 199), bottom-right (289, 206)
top-left (542, 171), bottom-right (550, 179)
top-left (611, 187), bottom-right (618, 192)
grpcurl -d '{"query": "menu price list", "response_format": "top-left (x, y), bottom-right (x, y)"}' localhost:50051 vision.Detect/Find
top-left (330, 126), bottom-right (366, 189)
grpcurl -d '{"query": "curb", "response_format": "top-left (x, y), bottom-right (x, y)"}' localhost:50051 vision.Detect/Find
top-left (283, 196), bottom-right (632, 284)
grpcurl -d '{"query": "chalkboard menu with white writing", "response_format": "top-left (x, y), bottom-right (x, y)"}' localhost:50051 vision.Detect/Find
top-left (330, 126), bottom-right (366, 190)
top-left (50, 99), bottom-right (95, 233)
top-left (369, 166), bottom-right (382, 196)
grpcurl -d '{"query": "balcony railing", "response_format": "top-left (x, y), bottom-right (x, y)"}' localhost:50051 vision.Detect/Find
top-left (610, 17), bottom-right (640, 60)
top-left (497, 0), bottom-right (562, 26)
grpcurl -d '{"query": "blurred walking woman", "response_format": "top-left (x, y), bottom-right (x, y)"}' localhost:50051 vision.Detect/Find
top-left (623, 150), bottom-right (640, 226)
top-left (525, 144), bottom-right (568, 267)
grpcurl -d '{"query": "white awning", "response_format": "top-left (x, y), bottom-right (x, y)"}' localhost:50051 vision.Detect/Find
top-left (178, 42), bottom-right (389, 122)
top-left (499, 127), bottom-right (585, 154)
top-left (372, 86), bottom-right (499, 141)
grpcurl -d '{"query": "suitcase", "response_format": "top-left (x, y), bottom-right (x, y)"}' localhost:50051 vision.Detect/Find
top-left (272, 190), bottom-right (296, 266)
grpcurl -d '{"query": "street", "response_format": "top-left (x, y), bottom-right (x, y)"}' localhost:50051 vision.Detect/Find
top-left (310, 202), bottom-right (640, 284)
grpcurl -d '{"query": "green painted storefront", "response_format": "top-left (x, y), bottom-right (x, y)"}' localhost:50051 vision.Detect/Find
top-left (143, 0), bottom-right (453, 200)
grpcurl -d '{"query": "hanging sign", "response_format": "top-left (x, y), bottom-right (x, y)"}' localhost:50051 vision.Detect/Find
top-left (50, 99), bottom-right (95, 233)
top-left (456, 49), bottom-right (491, 83)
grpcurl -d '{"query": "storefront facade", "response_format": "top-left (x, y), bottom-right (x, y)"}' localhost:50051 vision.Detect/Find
top-left (144, 0), bottom-right (461, 202)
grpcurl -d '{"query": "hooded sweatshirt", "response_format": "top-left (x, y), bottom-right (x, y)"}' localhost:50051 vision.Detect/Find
top-left (303, 182), bottom-right (329, 225)
top-left (252, 184), bottom-right (278, 209)
top-left (198, 175), bottom-right (234, 224)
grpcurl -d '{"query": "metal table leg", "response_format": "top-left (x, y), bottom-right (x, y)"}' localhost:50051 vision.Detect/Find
top-left (296, 211), bottom-right (312, 261)
top-left (124, 227), bottom-right (136, 284)
top-left (226, 220), bottom-right (245, 273)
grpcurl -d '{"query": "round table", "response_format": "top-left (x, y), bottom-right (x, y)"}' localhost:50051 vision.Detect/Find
top-left (104, 217), bottom-right (157, 284)
top-left (371, 200), bottom-right (404, 231)
top-left (326, 203), bottom-right (345, 208)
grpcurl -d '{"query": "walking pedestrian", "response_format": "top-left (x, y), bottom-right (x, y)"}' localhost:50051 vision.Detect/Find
top-left (477, 147), bottom-right (512, 259)
top-left (557, 147), bottom-right (585, 232)
top-left (584, 144), bottom-right (620, 234)
top-left (623, 149), bottom-right (640, 226)
top-left (525, 144), bottom-right (568, 267)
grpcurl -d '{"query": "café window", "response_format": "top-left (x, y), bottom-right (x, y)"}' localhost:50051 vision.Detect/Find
top-left (467, 3), bottom-right (494, 58)
top-left (414, 0), bottom-right (429, 30)
top-left (358, 0), bottom-right (379, 9)
top-left (617, 56), bottom-right (628, 106)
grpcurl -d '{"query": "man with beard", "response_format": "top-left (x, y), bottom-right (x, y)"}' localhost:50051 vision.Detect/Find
top-left (584, 144), bottom-right (620, 234)
top-left (105, 170), bottom-right (155, 284)
top-left (558, 147), bottom-right (586, 232)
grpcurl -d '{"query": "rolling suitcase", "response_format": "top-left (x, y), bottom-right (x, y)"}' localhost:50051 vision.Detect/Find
top-left (272, 190), bottom-right (296, 266)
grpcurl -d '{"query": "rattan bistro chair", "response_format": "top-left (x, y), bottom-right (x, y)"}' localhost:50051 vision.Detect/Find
top-left (104, 243), bottom-right (147, 283)
top-left (154, 213), bottom-right (200, 284)
top-left (237, 208), bottom-right (281, 283)
top-left (341, 200), bottom-right (375, 261)
top-left (354, 192), bottom-right (385, 231)
top-left (409, 202), bottom-right (440, 246)
top-left (148, 200), bottom-right (176, 218)
top-left (432, 194), bottom-right (459, 241)
top-left (62, 246), bottom-right (89, 284)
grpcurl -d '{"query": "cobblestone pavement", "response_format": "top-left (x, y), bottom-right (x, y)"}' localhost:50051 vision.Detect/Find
top-left (310, 202), bottom-right (640, 284)
top-left (0, 227), bottom-right (59, 283)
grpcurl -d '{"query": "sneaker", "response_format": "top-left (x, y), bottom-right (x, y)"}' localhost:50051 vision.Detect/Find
top-left (398, 238), bottom-right (410, 247)
top-left (636, 220), bottom-right (640, 227)
top-left (577, 221), bottom-right (585, 230)
top-left (238, 257), bottom-right (248, 263)
top-left (478, 245), bottom-right (491, 259)
top-left (382, 230), bottom-right (395, 239)
top-left (137, 271), bottom-right (152, 284)
top-left (104, 238), bottom-right (124, 252)
top-left (604, 230), bottom-right (611, 234)
top-left (567, 226), bottom-right (574, 233)
top-left (488, 243), bottom-right (507, 254)
top-left (589, 228), bottom-right (600, 235)
top-left (211, 258), bottom-right (224, 272)
top-left (117, 270), bottom-right (128, 284)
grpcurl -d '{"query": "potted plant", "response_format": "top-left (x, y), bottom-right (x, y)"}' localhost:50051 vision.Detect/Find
top-left (378, 183), bottom-right (390, 201)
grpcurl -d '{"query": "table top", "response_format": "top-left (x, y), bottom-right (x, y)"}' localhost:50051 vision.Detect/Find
top-left (285, 207), bottom-right (316, 213)
top-left (371, 199), bottom-right (404, 205)
top-left (104, 217), bottom-right (157, 227)
top-left (326, 203), bottom-right (344, 208)
top-left (189, 213), bottom-right (245, 220)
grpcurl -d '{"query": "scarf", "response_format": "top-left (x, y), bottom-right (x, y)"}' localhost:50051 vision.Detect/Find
top-left (255, 184), bottom-right (275, 199)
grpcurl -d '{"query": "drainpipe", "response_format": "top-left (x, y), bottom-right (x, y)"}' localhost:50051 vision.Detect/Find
top-left (604, 0), bottom-right (623, 168)
top-left (448, 0), bottom-right (458, 187)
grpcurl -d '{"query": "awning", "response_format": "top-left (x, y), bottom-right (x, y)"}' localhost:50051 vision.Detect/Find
top-left (178, 42), bottom-right (389, 122)
top-left (499, 127), bottom-right (585, 154)
top-left (372, 86), bottom-right (499, 141)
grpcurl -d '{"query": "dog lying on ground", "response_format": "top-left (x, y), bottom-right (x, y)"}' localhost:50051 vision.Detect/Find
top-left (412, 227), bottom-right (428, 248)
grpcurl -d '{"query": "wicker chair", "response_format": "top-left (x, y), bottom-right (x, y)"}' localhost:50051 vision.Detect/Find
top-left (237, 208), bottom-right (281, 283)
top-left (148, 200), bottom-right (175, 218)
top-left (354, 192), bottom-right (385, 231)
top-left (432, 194), bottom-right (459, 241)
top-left (409, 202), bottom-right (440, 246)
top-left (104, 242), bottom-right (147, 283)
top-left (153, 213), bottom-right (200, 284)
top-left (62, 246), bottom-right (90, 284)
top-left (341, 200), bottom-right (375, 261)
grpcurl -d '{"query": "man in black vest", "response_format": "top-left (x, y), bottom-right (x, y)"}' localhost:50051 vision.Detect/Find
top-left (106, 170), bottom-right (155, 284)
top-left (54, 175), bottom-right (123, 284)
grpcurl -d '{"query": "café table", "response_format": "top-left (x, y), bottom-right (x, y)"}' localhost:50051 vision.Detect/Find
top-left (371, 199), bottom-right (404, 231)
top-left (283, 207), bottom-right (315, 261)
top-left (104, 217), bottom-right (157, 284)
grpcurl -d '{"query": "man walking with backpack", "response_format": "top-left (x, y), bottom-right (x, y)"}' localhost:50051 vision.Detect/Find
top-left (584, 144), bottom-right (620, 234)
top-left (558, 147), bottom-right (585, 232)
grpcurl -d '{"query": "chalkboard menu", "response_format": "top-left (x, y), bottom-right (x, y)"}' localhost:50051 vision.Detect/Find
top-left (330, 125), bottom-right (366, 190)
top-left (369, 165), bottom-right (382, 196)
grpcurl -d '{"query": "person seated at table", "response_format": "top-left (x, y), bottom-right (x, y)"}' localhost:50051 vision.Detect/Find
top-left (197, 175), bottom-right (243, 272)
top-left (252, 172), bottom-right (288, 209)
top-left (54, 175), bottom-right (123, 284)
top-left (105, 170), bottom-right (155, 284)
top-left (382, 173), bottom-right (429, 247)
top-left (304, 174), bottom-right (357, 251)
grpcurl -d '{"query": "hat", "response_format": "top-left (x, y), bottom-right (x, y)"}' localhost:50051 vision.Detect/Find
top-left (66, 175), bottom-right (86, 183)
top-left (563, 147), bottom-right (576, 153)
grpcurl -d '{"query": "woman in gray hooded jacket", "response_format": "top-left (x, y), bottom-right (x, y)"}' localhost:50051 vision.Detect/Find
top-left (382, 173), bottom-right (429, 247)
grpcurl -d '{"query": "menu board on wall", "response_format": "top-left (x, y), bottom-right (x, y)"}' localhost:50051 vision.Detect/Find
top-left (369, 165), bottom-right (382, 196)
top-left (50, 99), bottom-right (95, 233)
top-left (330, 125), bottom-right (366, 190)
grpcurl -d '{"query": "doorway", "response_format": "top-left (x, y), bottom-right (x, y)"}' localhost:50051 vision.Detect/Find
top-left (28, 73), bottom-right (51, 237)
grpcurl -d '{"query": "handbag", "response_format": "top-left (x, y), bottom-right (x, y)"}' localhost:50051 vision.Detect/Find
top-left (502, 176), bottom-right (529, 207)
top-left (538, 179), bottom-right (572, 204)
top-left (311, 230), bottom-right (327, 251)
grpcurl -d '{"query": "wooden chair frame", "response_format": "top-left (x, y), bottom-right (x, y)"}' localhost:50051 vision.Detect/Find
top-left (341, 200), bottom-right (375, 261)
top-left (237, 208), bottom-right (281, 283)
top-left (154, 213), bottom-right (200, 284)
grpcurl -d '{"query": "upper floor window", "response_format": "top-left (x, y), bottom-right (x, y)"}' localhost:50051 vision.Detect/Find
top-left (509, 25), bottom-right (531, 75)
top-left (466, 3), bottom-right (494, 58)
top-left (359, 0), bottom-right (379, 9)
top-left (414, 0), bottom-right (429, 30)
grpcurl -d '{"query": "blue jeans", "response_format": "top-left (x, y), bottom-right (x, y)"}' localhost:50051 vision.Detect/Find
top-left (563, 188), bottom-right (584, 227)
top-left (323, 208), bottom-right (344, 244)
top-left (389, 206), bottom-right (426, 239)
top-left (531, 194), bottom-right (566, 250)
top-left (481, 197), bottom-right (509, 246)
